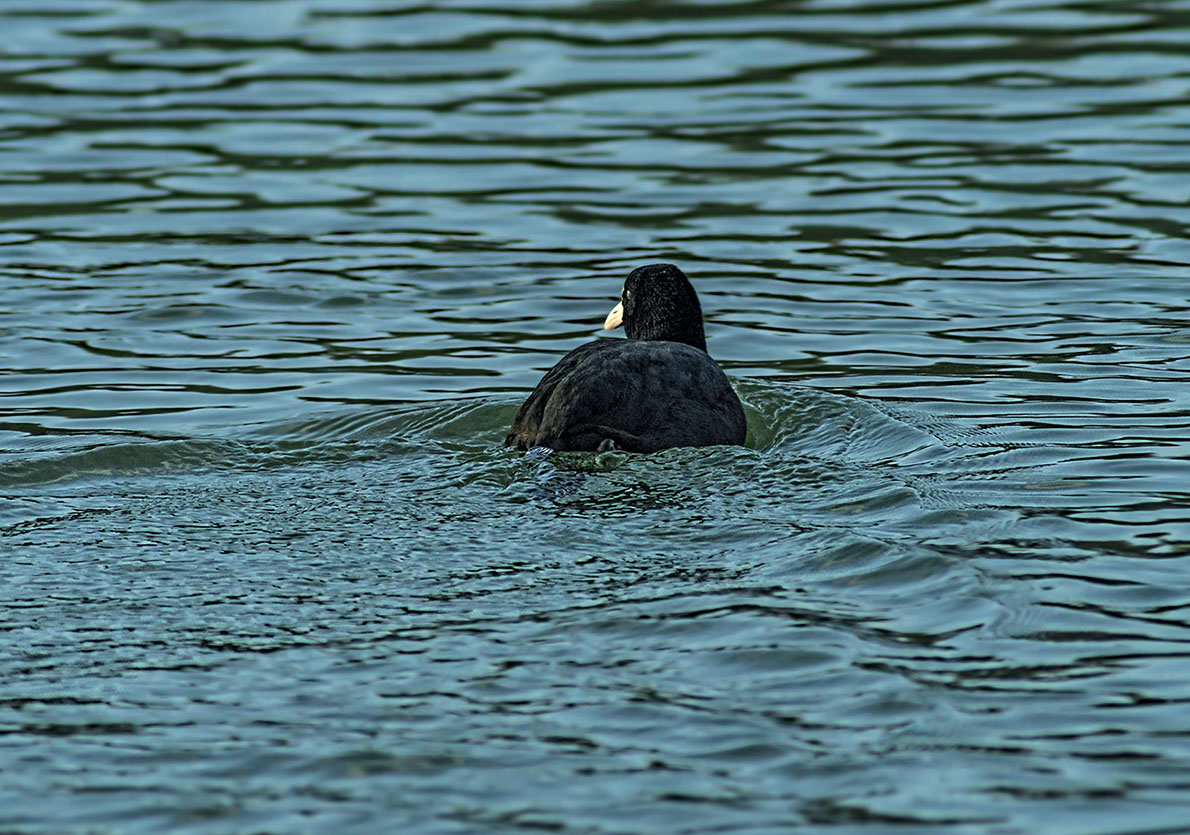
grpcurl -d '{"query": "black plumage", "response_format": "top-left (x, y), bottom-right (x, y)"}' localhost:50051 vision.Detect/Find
top-left (505, 264), bottom-right (746, 453)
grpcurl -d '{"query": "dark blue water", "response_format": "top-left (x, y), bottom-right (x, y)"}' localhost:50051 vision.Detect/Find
top-left (4, 1), bottom-right (1190, 832)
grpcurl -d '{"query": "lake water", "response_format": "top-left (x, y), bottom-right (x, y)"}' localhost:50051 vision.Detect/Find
top-left (4, 1), bottom-right (1190, 832)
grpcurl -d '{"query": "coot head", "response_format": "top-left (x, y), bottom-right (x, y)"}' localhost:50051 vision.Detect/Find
top-left (602, 263), bottom-right (707, 352)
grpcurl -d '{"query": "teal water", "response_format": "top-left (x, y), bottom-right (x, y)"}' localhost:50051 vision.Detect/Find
top-left (4, 1), bottom-right (1190, 832)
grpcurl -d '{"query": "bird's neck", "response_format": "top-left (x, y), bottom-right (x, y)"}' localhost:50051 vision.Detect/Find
top-left (628, 320), bottom-right (707, 352)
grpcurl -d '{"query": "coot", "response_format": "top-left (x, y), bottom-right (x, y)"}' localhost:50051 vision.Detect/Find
top-left (505, 263), bottom-right (746, 453)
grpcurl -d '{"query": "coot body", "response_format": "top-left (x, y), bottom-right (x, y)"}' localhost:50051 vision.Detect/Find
top-left (505, 264), bottom-right (746, 453)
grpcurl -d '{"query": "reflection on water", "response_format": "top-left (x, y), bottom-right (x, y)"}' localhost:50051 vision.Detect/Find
top-left (4, 0), bottom-right (1190, 831)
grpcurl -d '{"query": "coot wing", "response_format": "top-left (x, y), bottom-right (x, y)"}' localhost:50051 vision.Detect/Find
top-left (504, 341), bottom-right (617, 451)
top-left (506, 340), bottom-right (745, 453)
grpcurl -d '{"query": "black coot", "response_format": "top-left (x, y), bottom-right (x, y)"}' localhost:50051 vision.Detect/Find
top-left (505, 263), bottom-right (746, 453)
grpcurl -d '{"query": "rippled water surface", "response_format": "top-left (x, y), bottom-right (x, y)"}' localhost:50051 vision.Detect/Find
top-left (5, 0), bottom-right (1190, 832)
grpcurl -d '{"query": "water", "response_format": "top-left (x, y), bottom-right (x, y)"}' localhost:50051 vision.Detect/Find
top-left (4, 0), bottom-right (1190, 831)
